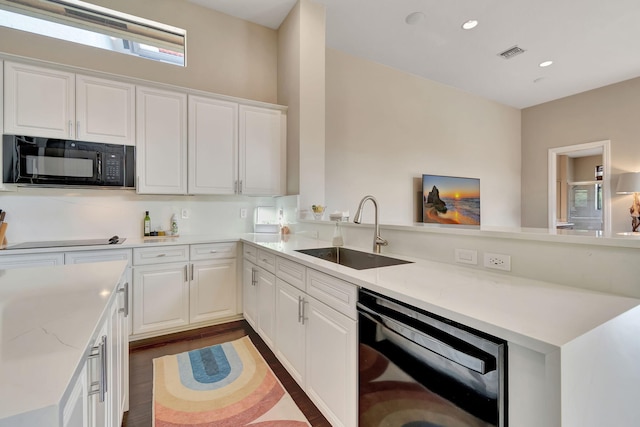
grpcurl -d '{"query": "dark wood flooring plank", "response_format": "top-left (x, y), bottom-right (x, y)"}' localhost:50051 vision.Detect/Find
top-left (122, 320), bottom-right (331, 427)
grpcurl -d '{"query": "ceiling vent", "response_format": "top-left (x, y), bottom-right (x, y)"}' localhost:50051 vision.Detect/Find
top-left (498, 45), bottom-right (525, 59)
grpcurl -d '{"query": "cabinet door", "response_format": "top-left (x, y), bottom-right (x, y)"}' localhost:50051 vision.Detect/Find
top-left (76, 74), bottom-right (135, 145)
top-left (238, 105), bottom-right (284, 195)
top-left (136, 86), bottom-right (187, 194)
top-left (275, 278), bottom-right (306, 386)
top-left (256, 267), bottom-right (276, 349)
top-left (305, 298), bottom-right (357, 427)
top-left (115, 280), bottom-right (130, 416)
top-left (87, 326), bottom-right (108, 427)
top-left (61, 363), bottom-right (88, 427)
top-left (190, 259), bottom-right (237, 323)
top-left (242, 259), bottom-right (258, 329)
top-left (4, 61), bottom-right (75, 139)
top-left (188, 95), bottom-right (238, 194)
top-left (132, 263), bottom-right (190, 335)
top-left (107, 299), bottom-right (120, 427)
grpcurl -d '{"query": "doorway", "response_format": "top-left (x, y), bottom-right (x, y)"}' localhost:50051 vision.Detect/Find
top-left (548, 140), bottom-right (611, 235)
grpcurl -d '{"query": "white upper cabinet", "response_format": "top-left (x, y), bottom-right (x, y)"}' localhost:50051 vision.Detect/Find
top-left (75, 74), bottom-right (135, 145)
top-left (136, 85), bottom-right (188, 194)
top-left (239, 105), bottom-right (285, 196)
top-left (4, 61), bottom-right (75, 139)
top-left (3, 62), bottom-right (135, 145)
top-left (188, 95), bottom-right (238, 194)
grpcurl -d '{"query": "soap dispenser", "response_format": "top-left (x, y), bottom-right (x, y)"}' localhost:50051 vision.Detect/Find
top-left (171, 214), bottom-right (179, 236)
top-left (332, 221), bottom-right (344, 247)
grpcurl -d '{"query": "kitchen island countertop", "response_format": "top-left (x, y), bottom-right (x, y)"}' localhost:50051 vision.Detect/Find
top-left (0, 260), bottom-right (128, 425)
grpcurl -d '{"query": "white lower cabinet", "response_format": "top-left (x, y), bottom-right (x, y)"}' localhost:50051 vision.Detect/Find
top-left (256, 267), bottom-right (276, 349)
top-left (242, 258), bottom-right (259, 329)
top-left (305, 296), bottom-right (357, 427)
top-left (190, 258), bottom-right (237, 323)
top-left (244, 244), bottom-right (357, 427)
top-left (242, 252), bottom-right (276, 350)
top-left (132, 243), bottom-right (238, 338)
top-left (132, 262), bottom-right (190, 335)
top-left (62, 275), bottom-right (128, 427)
top-left (275, 279), bottom-right (306, 385)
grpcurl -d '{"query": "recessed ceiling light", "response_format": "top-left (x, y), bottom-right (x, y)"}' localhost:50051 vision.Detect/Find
top-left (461, 20), bottom-right (478, 30)
top-left (539, 60), bottom-right (553, 67)
top-left (405, 11), bottom-right (426, 25)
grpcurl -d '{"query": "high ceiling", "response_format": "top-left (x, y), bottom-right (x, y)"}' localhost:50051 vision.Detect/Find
top-left (188, 0), bottom-right (640, 109)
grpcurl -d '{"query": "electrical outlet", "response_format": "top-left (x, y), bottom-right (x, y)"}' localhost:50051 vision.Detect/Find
top-left (455, 248), bottom-right (477, 265)
top-left (240, 208), bottom-right (247, 218)
top-left (181, 208), bottom-right (189, 219)
top-left (484, 253), bottom-right (511, 271)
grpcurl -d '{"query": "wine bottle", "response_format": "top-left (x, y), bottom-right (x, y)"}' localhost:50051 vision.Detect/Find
top-left (144, 211), bottom-right (151, 236)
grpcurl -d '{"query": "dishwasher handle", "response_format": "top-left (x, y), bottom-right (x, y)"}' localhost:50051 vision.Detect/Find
top-left (357, 302), bottom-right (496, 374)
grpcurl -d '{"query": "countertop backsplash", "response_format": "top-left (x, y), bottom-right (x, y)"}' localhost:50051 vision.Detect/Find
top-left (0, 187), bottom-right (295, 242)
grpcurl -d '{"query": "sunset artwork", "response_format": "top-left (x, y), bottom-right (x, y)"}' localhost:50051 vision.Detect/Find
top-left (422, 174), bottom-right (480, 226)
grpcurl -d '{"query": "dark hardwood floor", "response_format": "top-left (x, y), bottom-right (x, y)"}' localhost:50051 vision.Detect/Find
top-left (122, 320), bottom-right (331, 427)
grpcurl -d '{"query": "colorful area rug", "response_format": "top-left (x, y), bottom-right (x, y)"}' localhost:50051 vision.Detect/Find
top-left (153, 336), bottom-right (311, 427)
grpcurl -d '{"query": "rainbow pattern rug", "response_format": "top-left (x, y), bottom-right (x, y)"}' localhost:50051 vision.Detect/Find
top-left (153, 336), bottom-right (311, 427)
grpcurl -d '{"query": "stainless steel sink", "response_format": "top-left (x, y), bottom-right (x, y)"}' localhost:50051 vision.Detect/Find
top-left (295, 247), bottom-right (413, 270)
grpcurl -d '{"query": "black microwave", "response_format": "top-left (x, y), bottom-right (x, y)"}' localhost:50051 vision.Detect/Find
top-left (3, 135), bottom-right (135, 188)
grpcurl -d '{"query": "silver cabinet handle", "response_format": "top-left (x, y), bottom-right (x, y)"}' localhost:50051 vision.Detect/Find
top-left (301, 297), bottom-right (307, 325)
top-left (239, 180), bottom-right (243, 194)
top-left (76, 121), bottom-right (80, 138)
top-left (68, 120), bottom-right (73, 138)
top-left (190, 263), bottom-right (194, 281)
top-left (88, 335), bottom-right (107, 402)
top-left (156, 253), bottom-right (167, 257)
top-left (117, 281), bottom-right (129, 317)
top-left (298, 296), bottom-right (303, 323)
top-left (251, 268), bottom-right (257, 286)
top-left (210, 250), bottom-right (218, 253)
top-left (184, 265), bottom-right (188, 282)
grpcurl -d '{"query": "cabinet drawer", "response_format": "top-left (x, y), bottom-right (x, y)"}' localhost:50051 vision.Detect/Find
top-left (0, 252), bottom-right (64, 269)
top-left (243, 243), bottom-right (258, 263)
top-left (65, 249), bottom-right (132, 265)
top-left (276, 256), bottom-right (306, 291)
top-left (257, 249), bottom-right (276, 274)
top-left (190, 242), bottom-right (237, 260)
top-left (307, 269), bottom-right (358, 319)
top-left (133, 245), bottom-right (189, 266)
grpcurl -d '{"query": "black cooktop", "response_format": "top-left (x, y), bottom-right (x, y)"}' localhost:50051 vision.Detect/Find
top-left (6, 235), bottom-right (125, 250)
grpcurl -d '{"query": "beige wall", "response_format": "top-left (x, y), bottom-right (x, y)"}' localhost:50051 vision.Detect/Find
top-left (522, 77), bottom-right (640, 233)
top-left (325, 49), bottom-right (522, 226)
top-left (0, 0), bottom-right (278, 103)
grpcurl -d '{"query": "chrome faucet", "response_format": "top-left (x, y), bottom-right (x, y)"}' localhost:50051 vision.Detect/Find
top-left (354, 195), bottom-right (388, 253)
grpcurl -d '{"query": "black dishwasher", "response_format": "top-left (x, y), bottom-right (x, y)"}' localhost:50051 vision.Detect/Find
top-left (358, 289), bottom-right (507, 427)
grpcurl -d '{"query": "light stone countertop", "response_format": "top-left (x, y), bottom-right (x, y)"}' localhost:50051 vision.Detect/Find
top-left (241, 233), bottom-right (640, 354)
top-left (0, 260), bottom-right (128, 424)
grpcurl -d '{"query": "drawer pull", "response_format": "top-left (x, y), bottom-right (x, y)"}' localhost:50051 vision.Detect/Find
top-left (156, 253), bottom-right (167, 257)
top-left (210, 250), bottom-right (218, 253)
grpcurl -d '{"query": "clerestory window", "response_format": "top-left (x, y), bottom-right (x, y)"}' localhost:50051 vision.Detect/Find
top-left (0, 0), bottom-right (186, 66)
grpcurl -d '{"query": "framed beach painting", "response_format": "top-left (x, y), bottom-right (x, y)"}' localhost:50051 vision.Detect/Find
top-left (422, 174), bottom-right (480, 226)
